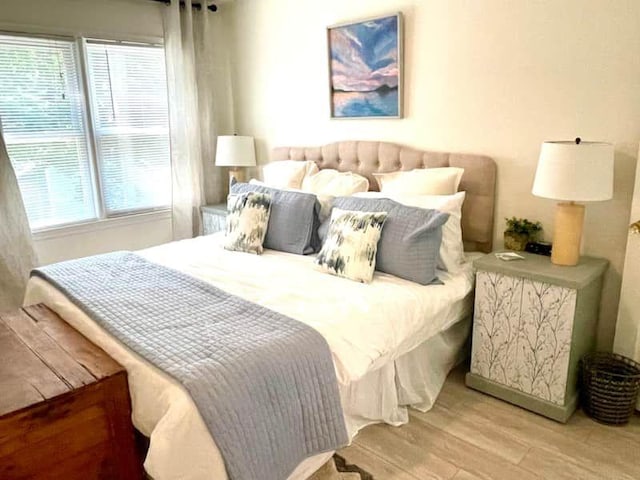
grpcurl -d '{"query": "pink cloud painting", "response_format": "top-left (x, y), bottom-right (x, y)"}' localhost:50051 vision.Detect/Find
top-left (328, 14), bottom-right (401, 118)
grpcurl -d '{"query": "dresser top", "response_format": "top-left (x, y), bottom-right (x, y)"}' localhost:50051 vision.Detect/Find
top-left (474, 252), bottom-right (608, 289)
top-left (0, 304), bottom-right (123, 417)
top-left (201, 203), bottom-right (227, 214)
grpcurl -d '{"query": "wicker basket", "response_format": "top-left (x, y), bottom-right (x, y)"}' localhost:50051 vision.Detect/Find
top-left (581, 352), bottom-right (640, 425)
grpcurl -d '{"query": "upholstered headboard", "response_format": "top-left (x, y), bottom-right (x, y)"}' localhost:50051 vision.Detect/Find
top-left (272, 141), bottom-right (496, 253)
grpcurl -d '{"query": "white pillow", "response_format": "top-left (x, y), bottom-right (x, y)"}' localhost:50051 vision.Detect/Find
top-left (301, 169), bottom-right (369, 196)
top-left (355, 191), bottom-right (466, 272)
top-left (373, 167), bottom-right (464, 195)
top-left (262, 160), bottom-right (319, 189)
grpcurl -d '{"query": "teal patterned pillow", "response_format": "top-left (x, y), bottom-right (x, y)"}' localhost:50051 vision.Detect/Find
top-left (224, 192), bottom-right (272, 254)
top-left (315, 208), bottom-right (387, 283)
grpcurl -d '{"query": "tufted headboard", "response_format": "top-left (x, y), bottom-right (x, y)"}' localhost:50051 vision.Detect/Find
top-left (272, 140), bottom-right (496, 253)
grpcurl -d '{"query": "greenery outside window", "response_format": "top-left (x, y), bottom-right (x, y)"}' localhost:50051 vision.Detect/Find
top-left (0, 33), bottom-right (171, 231)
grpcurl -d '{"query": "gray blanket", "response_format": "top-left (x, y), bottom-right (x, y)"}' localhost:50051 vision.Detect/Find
top-left (32, 252), bottom-right (348, 480)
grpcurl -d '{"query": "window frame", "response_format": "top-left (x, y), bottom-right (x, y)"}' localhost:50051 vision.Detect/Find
top-left (82, 37), bottom-right (171, 219)
top-left (0, 29), bottom-right (171, 235)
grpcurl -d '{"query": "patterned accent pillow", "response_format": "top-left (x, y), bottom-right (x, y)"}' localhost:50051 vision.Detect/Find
top-left (224, 192), bottom-right (272, 254)
top-left (315, 208), bottom-right (387, 283)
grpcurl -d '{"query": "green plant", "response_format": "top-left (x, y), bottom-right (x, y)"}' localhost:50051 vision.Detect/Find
top-left (504, 217), bottom-right (543, 237)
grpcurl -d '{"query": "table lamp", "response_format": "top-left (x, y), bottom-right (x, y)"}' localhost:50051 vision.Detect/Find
top-left (215, 135), bottom-right (256, 184)
top-left (532, 138), bottom-right (614, 266)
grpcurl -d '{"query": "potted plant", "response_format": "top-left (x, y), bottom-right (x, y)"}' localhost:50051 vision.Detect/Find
top-left (504, 217), bottom-right (543, 251)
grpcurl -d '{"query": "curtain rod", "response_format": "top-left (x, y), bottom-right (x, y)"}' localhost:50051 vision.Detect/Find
top-left (151, 0), bottom-right (218, 12)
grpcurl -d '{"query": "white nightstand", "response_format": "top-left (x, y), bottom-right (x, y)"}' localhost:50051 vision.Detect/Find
top-left (466, 252), bottom-right (608, 422)
top-left (200, 204), bottom-right (227, 235)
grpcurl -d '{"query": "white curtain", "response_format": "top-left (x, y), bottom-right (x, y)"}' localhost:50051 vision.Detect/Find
top-left (0, 128), bottom-right (38, 310)
top-left (163, 0), bottom-right (224, 239)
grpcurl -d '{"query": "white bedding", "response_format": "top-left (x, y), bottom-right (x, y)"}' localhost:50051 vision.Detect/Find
top-left (24, 233), bottom-right (479, 480)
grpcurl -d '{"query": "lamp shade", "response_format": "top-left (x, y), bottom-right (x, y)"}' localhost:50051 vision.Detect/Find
top-left (532, 140), bottom-right (614, 202)
top-left (215, 135), bottom-right (256, 167)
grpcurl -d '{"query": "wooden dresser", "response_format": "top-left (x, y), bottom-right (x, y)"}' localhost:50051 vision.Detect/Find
top-left (0, 304), bottom-right (142, 479)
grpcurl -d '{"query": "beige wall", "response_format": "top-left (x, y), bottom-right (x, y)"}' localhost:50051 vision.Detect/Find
top-left (33, 213), bottom-right (174, 265)
top-left (0, 0), bottom-right (164, 40)
top-left (230, 0), bottom-right (640, 349)
top-left (614, 149), bottom-right (640, 375)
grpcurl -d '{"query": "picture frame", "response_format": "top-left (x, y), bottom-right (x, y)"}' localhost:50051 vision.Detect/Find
top-left (327, 13), bottom-right (403, 119)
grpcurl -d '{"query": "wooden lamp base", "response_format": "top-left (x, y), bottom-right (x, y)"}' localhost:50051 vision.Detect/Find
top-left (228, 168), bottom-right (246, 185)
top-left (551, 202), bottom-right (585, 266)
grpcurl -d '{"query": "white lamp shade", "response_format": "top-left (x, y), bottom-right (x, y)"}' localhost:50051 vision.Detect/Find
top-left (532, 141), bottom-right (614, 202)
top-left (215, 135), bottom-right (256, 167)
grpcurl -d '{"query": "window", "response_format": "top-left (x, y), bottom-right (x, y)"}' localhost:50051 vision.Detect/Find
top-left (0, 35), bottom-right (95, 229)
top-left (86, 42), bottom-right (171, 215)
top-left (0, 34), bottom-right (171, 231)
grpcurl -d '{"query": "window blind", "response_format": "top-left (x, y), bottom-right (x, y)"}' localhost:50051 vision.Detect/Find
top-left (0, 34), bottom-right (96, 230)
top-left (86, 42), bottom-right (171, 215)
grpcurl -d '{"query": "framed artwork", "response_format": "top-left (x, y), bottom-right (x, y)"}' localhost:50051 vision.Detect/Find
top-left (327, 13), bottom-right (403, 119)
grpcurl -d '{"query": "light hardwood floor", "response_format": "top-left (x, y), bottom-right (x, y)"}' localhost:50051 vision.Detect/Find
top-left (338, 365), bottom-right (640, 480)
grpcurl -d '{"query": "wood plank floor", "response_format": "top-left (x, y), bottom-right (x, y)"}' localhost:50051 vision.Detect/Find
top-left (337, 365), bottom-right (640, 480)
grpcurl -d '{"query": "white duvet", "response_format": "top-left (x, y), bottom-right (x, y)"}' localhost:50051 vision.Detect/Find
top-left (24, 233), bottom-right (477, 480)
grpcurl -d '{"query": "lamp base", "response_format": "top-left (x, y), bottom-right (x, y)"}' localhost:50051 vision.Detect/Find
top-left (551, 202), bottom-right (585, 266)
top-left (228, 168), bottom-right (246, 185)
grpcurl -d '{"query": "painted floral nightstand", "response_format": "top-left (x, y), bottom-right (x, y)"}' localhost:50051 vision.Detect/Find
top-left (466, 252), bottom-right (608, 422)
top-left (201, 203), bottom-right (227, 235)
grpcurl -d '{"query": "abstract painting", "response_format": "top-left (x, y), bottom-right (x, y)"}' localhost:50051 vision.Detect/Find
top-left (328, 14), bottom-right (402, 118)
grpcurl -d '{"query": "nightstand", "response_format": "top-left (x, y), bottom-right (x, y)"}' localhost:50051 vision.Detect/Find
top-left (201, 203), bottom-right (227, 235)
top-left (466, 252), bottom-right (608, 422)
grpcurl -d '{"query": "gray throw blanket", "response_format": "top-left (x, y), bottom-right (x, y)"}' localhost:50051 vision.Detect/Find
top-left (32, 252), bottom-right (348, 480)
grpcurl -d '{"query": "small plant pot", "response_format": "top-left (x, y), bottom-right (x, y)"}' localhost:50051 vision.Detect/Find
top-left (504, 232), bottom-right (529, 251)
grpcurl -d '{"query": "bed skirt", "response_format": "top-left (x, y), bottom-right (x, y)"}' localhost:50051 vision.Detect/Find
top-left (290, 315), bottom-right (471, 479)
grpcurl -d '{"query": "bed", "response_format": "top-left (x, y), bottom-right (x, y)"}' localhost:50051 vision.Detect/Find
top-left (24, 140), bottom-right (496, 480)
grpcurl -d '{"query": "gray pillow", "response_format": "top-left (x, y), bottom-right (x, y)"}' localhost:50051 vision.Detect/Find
top-left (330, 197), bottom-right (449, 285)
top-left (230, 182), bottom-right (321, 255)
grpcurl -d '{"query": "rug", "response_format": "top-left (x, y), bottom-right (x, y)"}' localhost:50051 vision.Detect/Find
top-left (309, 454), bottom-right (374, 480)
